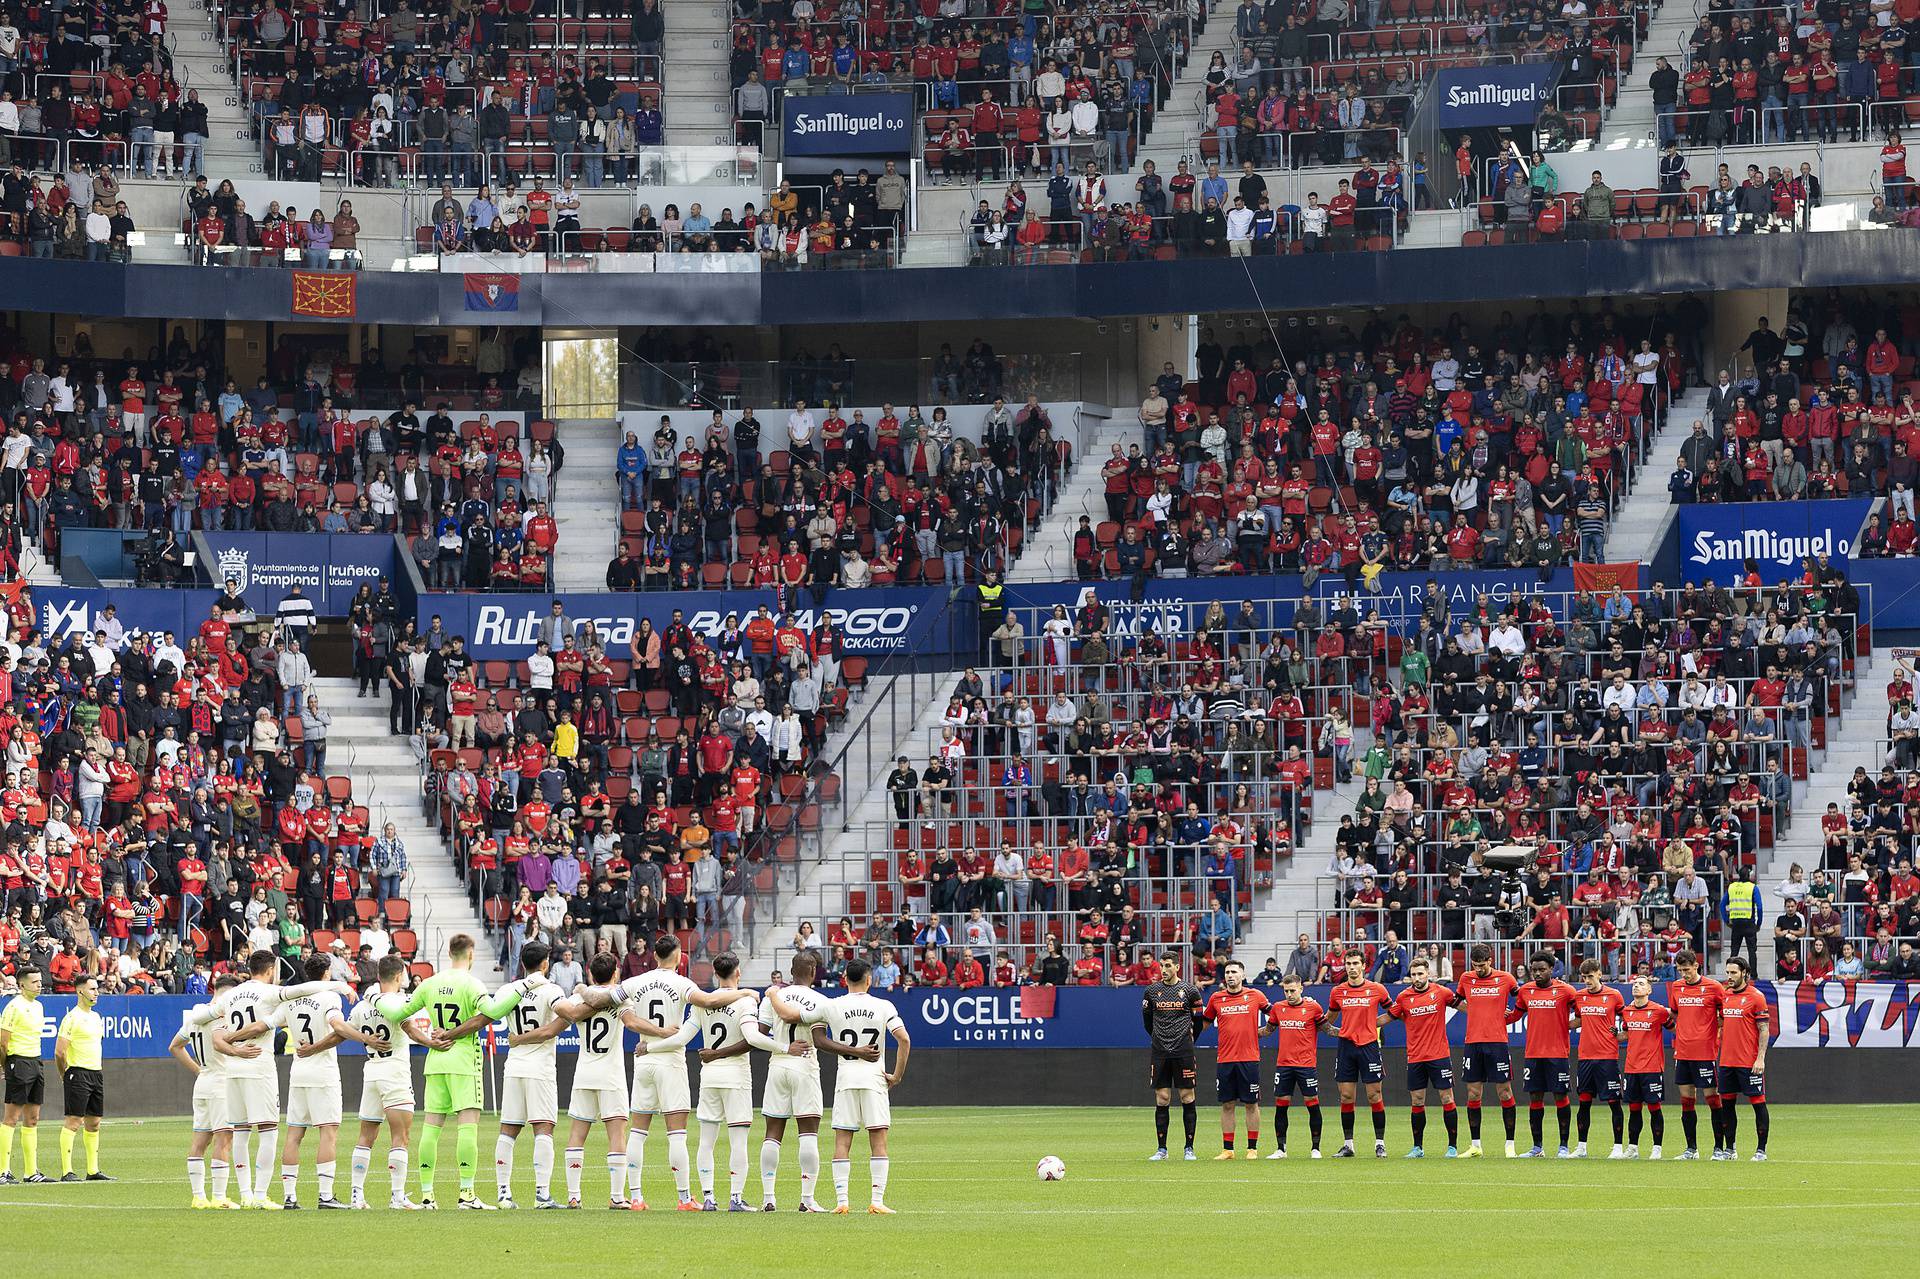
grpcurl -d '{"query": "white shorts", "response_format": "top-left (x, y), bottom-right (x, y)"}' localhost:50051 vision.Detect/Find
top-left (287, 1083), bottom-right (343, 1128)
top-left (761, 1068), bottom-right (822, 1120)
top-left (224, 1075), bottom-right (280, 1126)
top-left (192, 1078), bottom-right (231, 1132)
top-left (357, 1073), bottom-right (414, 1121)
top-left (501, 1075), bottom-right (558, 1127)
top-left (568, 1085), bottom-right (627, 1124)
top-left (696, 1084), bottom-right (752, 1126)
top-left (628, 1055), bottom-right (691, 1116)
top-left (831, 1088), bottom-right (891, 1132)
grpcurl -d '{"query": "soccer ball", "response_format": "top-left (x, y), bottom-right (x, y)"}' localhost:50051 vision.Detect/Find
top-left (1036, 1155), bottom-right (1066, 1181)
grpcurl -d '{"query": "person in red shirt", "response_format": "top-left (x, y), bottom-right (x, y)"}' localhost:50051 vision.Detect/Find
top-left (1329, 950), bottom-right (1392, 1155)
top-left (1666, 949), bottom-right (1727, 1157)
top-left (1621, 975), bottom-right (1671, 1158)
top-left (1070, 947), bottom-right (1101, 986)
top-left (1517, 953), bottom-right (1579, 1154)
top-left (1265, 974), bottom-right (1327, 1157)
top-left (1453, 942), bottom-right (1522, 1156)
top-left (1201, 962), bottom-right (1270, 1158)
top-left (1389, 956), bottom-right (1459, 1157)
top-left (1571, 958), bottom-right (1627, 1157)
top-left (1716, 956), bottom-right (1771, 1160)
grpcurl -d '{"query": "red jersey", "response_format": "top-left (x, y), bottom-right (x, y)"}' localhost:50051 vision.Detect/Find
top-left (1203, 986), bottom-right (1270, 1064)
top-left (1574, 986), bottom-right (1626, 1060)
top-left (1389, 983), bottom-right (1456, 1062)
top-left (1621, 1001), bottom-right (1671, 1075)
top-left (1454, 969), bottom-right (1521, 1043)
top-left (1717, 985), bottom-right (1769, 1068)
top-left (1329, 979), bottom-right (1393, 1044)
top-left (1518, 979), bottom-right (1579, 1058)
top-left (1266, 997), bottom-right (1326, 1068)
top-left (1666, 977), bottom-right (1726, 1061)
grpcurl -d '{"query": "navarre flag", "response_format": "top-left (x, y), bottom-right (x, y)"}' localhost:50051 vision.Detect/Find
top-left (464, 273), bottom-right (521, 312)
top-left (1572, 561), bottom-right (1641, 599)
top-left (290, 270), bottom-right (357, 318)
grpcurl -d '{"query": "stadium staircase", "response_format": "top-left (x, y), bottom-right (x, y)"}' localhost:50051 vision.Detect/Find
top-left (175, 3), bottom-right (274, 181)
top-left (735, 669), bottom-right (959, 981)
top-left (1594, 1), bottom-right (1697, 153)
top-left (661, 0), bottom-right (736, 147)
top-left (1129, 9), bottom-right (1243, 180)
top-left (310, 674), bottom-right (489, 966)
top-left (1241, 774), bottom-right (1365, 962)
top-left (1008, 408), bottom-right (1136, 583)
top-left (549, 420), bottom-right (622, 592)
top-left (1605, 383), bottom-right (1708, 567)
top-left (1770, 646), bottom-right (1886, 885)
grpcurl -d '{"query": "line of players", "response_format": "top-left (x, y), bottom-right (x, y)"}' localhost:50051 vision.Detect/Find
top-left (168, 934), bottom-right (911, 1212)
top-left (1161, 943), bottom-right (1770, 1162)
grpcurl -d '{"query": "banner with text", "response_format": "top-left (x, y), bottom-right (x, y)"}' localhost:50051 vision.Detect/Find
top-left (25, 586), bottom-right (225, 646)
top-left (30, 982), bottom-right (1920, 1058)
top-left (1000, 567), bottom-right (1606, 639)
top-left (426, 585), bottom-right (969, 661)
top-left (201, 533), bottom-right (399, 615)
top-left (781, 92), bottom-right (913, 157)
top-left (1434, 63), bottom-right (1561, 128)
top-left (1676, 499), bottom-right (1874, 585)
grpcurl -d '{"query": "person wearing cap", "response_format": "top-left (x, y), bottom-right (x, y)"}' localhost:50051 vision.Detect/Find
top-left (325, 936), bottom-right (354, 983)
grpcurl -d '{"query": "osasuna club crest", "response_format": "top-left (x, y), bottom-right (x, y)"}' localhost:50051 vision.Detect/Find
top-left (217, 546), bottom-right (250, 593)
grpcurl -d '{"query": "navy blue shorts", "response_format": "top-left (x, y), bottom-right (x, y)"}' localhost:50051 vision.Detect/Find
top-left (1462, 1043), bottom-right (1513, 1084)
top-left (1216, 1061), bottom-right (1260, 1104)
top-left (1674, 1058), bottom-right (1717, 1093)
top-left (1717, 1066), bottom-right (1765, 1099)
top-left (1623, 1072), bottom-right (1665, 1105)
top-left (1406, 1058), bottom-right (1455, 1094)
top-left (1334, 1039), bottom-right (1383, 1084)
top-left (1522, 1056), bottom-right (1570, 1096)
top-left (1576, 1060), bottom-right (1623, 1100)
top-left (1272, 1066), bottom-right (1321, 1099)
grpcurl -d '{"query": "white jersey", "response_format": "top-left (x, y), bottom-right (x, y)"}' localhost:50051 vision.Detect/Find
top-left (503, 981), bottom-right (568, 1080)
top-left (571, 989), bottom-right (629, 1090)
top-left (181, 1001), bottom-right (227, 1078)
top-left (283, 991), bottom-right (346, 1086)
top-left (618, 968), bottom-right (700, 1054)
top-left (695, 991), bottom-right (760, 1090)
top-left (762, 984), bottom-right (827, 1075)
top-left (350, 994), bottom-right (418, 1085)
top-left (222, 980), bottom-right (298, 1079)
top-left (821, 992), bottom-right (903, 1091)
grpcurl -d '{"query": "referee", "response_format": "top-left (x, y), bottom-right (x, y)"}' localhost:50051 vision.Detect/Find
top-left (0, 968), bottom-right (47, 1183)
top-left (56, 973), bottom-right (110, 1182)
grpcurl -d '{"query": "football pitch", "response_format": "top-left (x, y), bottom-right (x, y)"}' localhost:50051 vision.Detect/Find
top-left (3, 1105), bottom-right (1917, 1276)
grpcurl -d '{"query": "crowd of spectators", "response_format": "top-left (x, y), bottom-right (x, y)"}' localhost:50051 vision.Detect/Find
top-left (818, 563), bottom-right (1858, 989)
top-left (1666, 302), bottom-right (1920, 513)
top-left (0, 329), bottom-right (557, 589)
top-left (728, 1), bottom-right (1196, 155)
top-left (0, 582), bottom-right (420, 996)
top-left (230, 0), bottom-right (672, 190)
top-left (1662, 6), bottom-right (1920, 149)
top-left (1055, 303), bottom-right (1703, 583)
top-left (603, 386), bottom-right (1068, 592)
top-left (406, 599), bottom-right (858, 973)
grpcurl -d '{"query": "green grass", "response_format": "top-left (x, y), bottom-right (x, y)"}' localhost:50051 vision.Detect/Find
top-left (2, 1107), bottom-right (1918, 1276)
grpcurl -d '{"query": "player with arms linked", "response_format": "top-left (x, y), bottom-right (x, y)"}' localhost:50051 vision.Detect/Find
top-left (1665, 949), bottom-right (1726, 1159)
top-left (1716, 956), bottom-right (1771, 1161)
top-left (1143, 953), bottom-right (1206, 1161)
top-left (1200, 961), bottom-right (1269, 1158)
top-left (1516, 953), bottom-right (1578, 1157)
top-left (1388, 956), bottom-right (1460, 1158)
top-left (1263, 973), bottom-right (1327, 1158)
top-left (1328, 950), bottom-right (1393, 1158)
top-left (1453, 943), bottom-right (1522, 1157)
top-left (1571, 958), bottom-right (1627, 1159)
top-left (1620, 975), bottom-right (1671, 1159)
